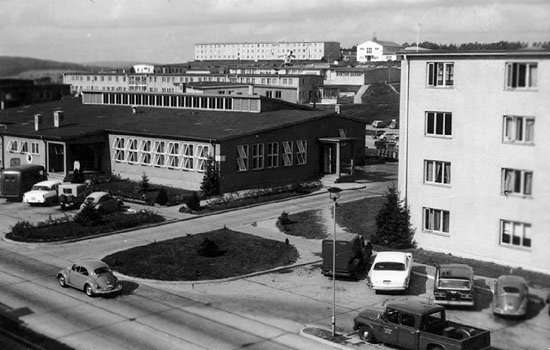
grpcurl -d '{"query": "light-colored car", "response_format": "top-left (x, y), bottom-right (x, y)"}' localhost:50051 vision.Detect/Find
top-left (22, 179), bottom-right (62, 205)
top-left (368, 251), bottom-right (413, 292)
top-left (57, 260), bottom-right (122, 297)
top-left (493, 275), bottom-right (529, 317)
top-left (58, 182), bottom-right (90, 209)
top-left (80, 191), bottom-right (123, 214)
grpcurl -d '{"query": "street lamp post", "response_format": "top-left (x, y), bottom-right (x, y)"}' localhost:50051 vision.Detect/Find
top-left (328, 186), bottom-right (342, 337)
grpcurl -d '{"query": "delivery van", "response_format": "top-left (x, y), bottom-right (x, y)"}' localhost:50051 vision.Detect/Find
top-left (0, 165), bottom-right (47, 201)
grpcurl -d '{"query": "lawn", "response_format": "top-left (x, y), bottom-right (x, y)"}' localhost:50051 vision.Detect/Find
top-left (278, 210), bottom-right (328, 239)
top-left (6, 211), bottom-right (164, 242)
top-left (102, 228), bottom-right (299, 280)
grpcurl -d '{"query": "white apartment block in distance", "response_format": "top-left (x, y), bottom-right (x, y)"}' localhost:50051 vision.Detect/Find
top-left (357, 39), bottom-right (401, 62)
top-left (398, 49), bottom-right (550, 274)
top-left (194, 41), bottom-right (341, 61)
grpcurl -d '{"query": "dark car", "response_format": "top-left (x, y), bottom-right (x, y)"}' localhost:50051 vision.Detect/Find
top-left (434, 264), bottom-right (475, 307)
top-left (321, 233), bottom-right (371, 280)
top-left (80, 191), bottom-right (123, 214)
top-left (492, 275), bottom-right (529, 317)
top-left (0, 165), bottom-right (47, 201)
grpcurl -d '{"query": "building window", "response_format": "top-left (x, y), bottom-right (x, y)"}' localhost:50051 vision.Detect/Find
top-left (423, 207), bottom-right (450, 234)
top-left (8, 140), bottom-right (18, 153)
top-left (424, 160), bottom-right (451, 185)
top-left (181, 143), bottom-right (194, 170)
top-left (266, 91), bottom-right (273, 98)
top-left (275, 90), bottom-right (282, 99)
top-left (295, 140), bottom-right (307, 165)
top-left (153, 141), bottom-right (165, 167)
top-left (266, 142), bottom-right (279, 168)
top-left (503, 115), bottom-right (534, 144)
top-left (167, 142), bottom-right (180, 168)
top-left (251, 143), bottom-right (264, 169)
top-left (139, 140), bottom-right (152, 165)
top-left (20, 141), bottom-right (28, 154)
top-left (426, 112), bottom-right (452, 136)
top-left (195, 145), bottom-right (209, 171)
top-left (127, 138), bottom-right (138, 163)
top-left (236, 144), bottom-right (249, 172)
top-left (502, 168), bottom-right (532, 196)
top-left (506, 62), bottom-right (537, 89)
top-left (114, 137), bottom-right (125, 162)
top-left (500, 220), bottom-right (531, 248)
top-left (31, 142), bottom-right (39, 155)
top-left (427, 62), bottom-right (454, 87)
top-left (282, 141), bottom-right (293, 166)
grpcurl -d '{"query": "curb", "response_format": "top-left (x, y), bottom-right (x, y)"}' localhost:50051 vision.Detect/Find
top-left (113, 259), bottom-right (322, 285)
top-left (2, 184), bottom-right (370, 246)
top-left (300, 327), bottom-right (357, 350)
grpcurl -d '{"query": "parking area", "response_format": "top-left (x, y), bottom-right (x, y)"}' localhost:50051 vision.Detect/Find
top-left (0, 199), bottom-right (78, 230)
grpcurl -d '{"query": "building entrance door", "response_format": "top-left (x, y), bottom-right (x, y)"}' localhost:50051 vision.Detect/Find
top-left (47, 142), bottom-right (65, 174)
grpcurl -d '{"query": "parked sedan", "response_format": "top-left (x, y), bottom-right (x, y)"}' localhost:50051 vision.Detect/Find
top-left (22, 179), bottom-right (62, 205)
top-left (80, 191), bottom-right (123, 214)
top-left (492, 275), bottom-right (529, 317)
top-left (367, 251), bottom-right (413, 293)
top-left (57, 260), bottom-right (122, 297)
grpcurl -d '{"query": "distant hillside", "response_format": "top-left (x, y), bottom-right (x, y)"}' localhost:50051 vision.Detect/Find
top-left (0, 56), bottom-right (90, 78)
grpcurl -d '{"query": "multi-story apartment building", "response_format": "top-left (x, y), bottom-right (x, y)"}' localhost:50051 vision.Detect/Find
top-left (399, 50), bottom-right (550, 273)
top-left (63, 72), bottom-right (323, 104)
top-left (194, 41), bottom-right (341, 61)
top-left (357, 39), bottom-right (402, 62)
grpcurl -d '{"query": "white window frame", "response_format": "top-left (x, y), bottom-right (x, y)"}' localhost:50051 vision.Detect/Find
top-left (502, 115), bottom-right (534, 144)
top-left (427, 62), bottom-right (454, 87)
top-left (282, 141), bottom-right (293, 167)
top-left (295, 140), bottom-right (307, 165)
top-left (113, 137), bottom-right (125, 162)
top-left (153, 140), bottom-right (165, 167)
top-left (167, 142), bottom-right (180, 169)
top-left (31, 142), bottom-right (40, 155)
top-left (501, 168), bottom-right (533, 196)
top-left (127, 138), bottom-right (138, 164)
top-left (500, 219), bottom-right (531, 249)
top-left (505, 62), bottom-right (537, 89)
top-left (236, 144), bottom-right (249, 172)
top-left (8, 140), bottom-right (18, 153)
top-left (139, 140), bottom-right (152, 165)
top-left (251, 143), bottom-right (264, 170)
top-left (181, 143), bottom-right (194, 170)
top-left (195, 145), bottom-right (209, 172)
top-left (424, 160), bottom-right (451, 185)
top-left (266, 142), bottom-right (279, 168)
top-left (425, 111), bottom-right (452, 137)
top-left (423, 207), bottom-right (450, 234)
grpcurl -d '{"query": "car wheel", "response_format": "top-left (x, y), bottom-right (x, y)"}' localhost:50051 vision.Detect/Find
top-left (58, 275), bottom-right (67, 288)
top-left (358, 325), bottom-right (376, 343)
top-left (84, 284), bottom-right (94, 297)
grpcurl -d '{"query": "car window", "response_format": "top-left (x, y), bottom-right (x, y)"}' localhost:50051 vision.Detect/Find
top-left (401, 312), bottom-right (415, 327)
top-left (373, 262), bottom-right (405, 271)
top-left (80, 267), bottom-right (89, 276)
top-left (502, 286), bottom-right (520, 294)
top-left (71, 264), bottom-right (78, 271)
top-left (385, 308), bottom-right (399, 324)
top-left (94, 267), bottom-right (110, 275)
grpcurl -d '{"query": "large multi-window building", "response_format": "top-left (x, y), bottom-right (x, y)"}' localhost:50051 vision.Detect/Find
top-left (398, 49), bottom-right (550, 273)
top-left (194, 41), bottom-right (341, 61)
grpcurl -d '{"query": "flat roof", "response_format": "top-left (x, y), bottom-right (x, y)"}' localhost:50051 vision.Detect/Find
top-left (0, 97), bottom-right (349, 142)
top-left (400, 49), bottom-right (550, 59)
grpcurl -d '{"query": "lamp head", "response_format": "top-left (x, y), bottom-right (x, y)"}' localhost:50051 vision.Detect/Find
top-left (327, 186), bottom-right (342, 201)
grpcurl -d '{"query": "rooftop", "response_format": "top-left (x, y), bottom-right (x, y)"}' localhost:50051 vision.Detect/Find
top-left (400, 49), bottom-right (550, 58)
top-left (0, 97), bottom-right (343, 142)
top-left (386, 302), bottom-right (445, 316)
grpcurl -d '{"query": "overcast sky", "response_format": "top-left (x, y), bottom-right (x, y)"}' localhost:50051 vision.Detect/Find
top-left (1, 0), bottom-right (548, 63)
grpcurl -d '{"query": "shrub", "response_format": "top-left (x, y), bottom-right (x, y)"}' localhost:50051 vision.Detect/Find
top-left (372, 185), bottom-right (416, 249)
top-left (156, 188), bottom-right (168, 205)
top-left (200, 157), bottom-right (220, 197)
top-left (184, 191), bottom-right (201, 211)
top-left (139, 173), bottom-right (151, 194)
top-left (197, 238), bottom-right (225, 257)
top-left (73, 201), bottom-right (103, 226)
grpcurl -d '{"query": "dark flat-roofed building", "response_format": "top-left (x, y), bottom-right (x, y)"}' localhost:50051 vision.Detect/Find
top-left (0, 94), bottom-right (365, 193)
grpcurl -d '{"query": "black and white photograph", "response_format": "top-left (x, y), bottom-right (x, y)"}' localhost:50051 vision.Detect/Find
top-left (0, 1), bottom-right (549, 349)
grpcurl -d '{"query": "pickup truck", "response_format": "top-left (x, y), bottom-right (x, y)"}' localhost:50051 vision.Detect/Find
top-left (353, 302), bottom-right (491, 350)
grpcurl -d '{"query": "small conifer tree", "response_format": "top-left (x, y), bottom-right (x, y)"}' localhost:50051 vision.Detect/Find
top-left (200, 157), bottom-right (220, 197)
top-left (372, 185), bottom-right (416, 249)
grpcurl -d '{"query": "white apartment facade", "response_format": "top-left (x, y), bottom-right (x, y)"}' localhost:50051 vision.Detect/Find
top-left (399, 50), bottom-right (550, 273)
top-left (194, 41), bottom-right (341, 61)
top-left (357, 40), bottom-right (401, 62)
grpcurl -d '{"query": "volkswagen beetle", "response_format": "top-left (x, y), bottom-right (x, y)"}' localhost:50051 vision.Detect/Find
top-left (57, 260), bottom-right (122, 297)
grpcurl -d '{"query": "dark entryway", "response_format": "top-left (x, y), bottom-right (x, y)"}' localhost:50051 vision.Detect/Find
top-left (47, 142), bottom-right (65, 173)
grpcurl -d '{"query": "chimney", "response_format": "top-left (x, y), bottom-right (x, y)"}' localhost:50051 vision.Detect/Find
top-left (34, 114), bottom-right (43, 131)
top-left (53, 110), bottom-right (64, 128)
top-left (248, 85), bottom-right (254, 96)
top-left (335, 104), bottom-right (341, 115)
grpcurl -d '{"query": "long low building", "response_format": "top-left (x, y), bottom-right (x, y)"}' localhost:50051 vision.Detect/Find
top-left (0, 93), bottom-right (365, 193)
